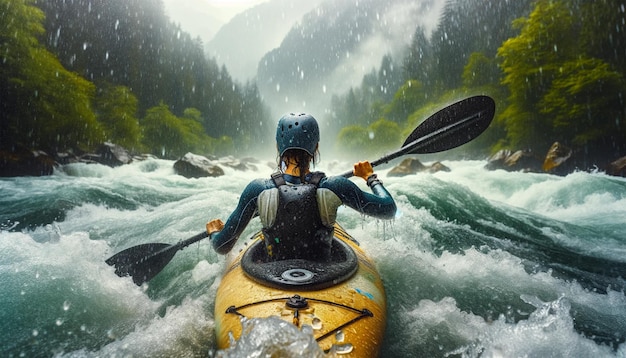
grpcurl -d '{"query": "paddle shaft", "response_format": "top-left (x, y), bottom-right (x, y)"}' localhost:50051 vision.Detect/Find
top-left (172, 231), bottom-right (209, 251)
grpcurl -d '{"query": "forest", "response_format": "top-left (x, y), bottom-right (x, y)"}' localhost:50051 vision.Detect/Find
top-left (330, 0), bottom-right (626, 164)
top-left (1, 0), bottom-right (625, 166)
top-left (1, 0), bottom-right (269, 159)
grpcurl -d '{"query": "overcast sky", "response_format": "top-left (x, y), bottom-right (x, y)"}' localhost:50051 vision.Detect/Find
top-left (161, 0), bottom-right (270, 44)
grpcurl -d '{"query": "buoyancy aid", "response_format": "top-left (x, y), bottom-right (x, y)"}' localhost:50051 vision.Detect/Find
top-left (260, 172), bottom-right (334, 261)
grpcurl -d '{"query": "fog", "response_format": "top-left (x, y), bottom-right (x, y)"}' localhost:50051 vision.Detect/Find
top-left (164, 0), bottom-right (446, 127)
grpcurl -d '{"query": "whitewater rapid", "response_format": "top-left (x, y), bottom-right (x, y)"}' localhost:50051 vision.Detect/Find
top-left (1, 158), bottom-right (625, 357)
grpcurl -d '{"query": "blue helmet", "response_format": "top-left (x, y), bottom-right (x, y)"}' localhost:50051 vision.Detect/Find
top-left (276, 113), bottom-right (320, 157)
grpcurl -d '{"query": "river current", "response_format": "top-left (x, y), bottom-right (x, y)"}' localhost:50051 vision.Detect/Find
top-left (1, 158), bottom-right (625, 357)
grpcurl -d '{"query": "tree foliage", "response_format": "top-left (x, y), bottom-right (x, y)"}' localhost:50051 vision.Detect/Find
top-left (95, 85), bottom-right (141, 150)
top-left (1, 0), bottom-right (103, 152)
top-left (498, 0), bottom-right (626, 154)
top-left (330, 0), bottom-right (625, 161)
top-left (1, 0), bottom-right (271, 157)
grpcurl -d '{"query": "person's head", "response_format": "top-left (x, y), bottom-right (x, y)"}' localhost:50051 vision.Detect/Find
top-left (275, 113), bottom-right (320, 178)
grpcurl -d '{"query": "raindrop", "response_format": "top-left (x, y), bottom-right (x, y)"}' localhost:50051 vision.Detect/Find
top-left (311, 317), bottom-right (322, 330)
top-left (369, 131), bottom-right (375, 139)
top-left (63, 301), bottom-right (71, 311)
top-left (276, 83), bottom-right (281, 92)
top-left (333, 343), bottom-right (353, 354)
top-left (32, 330), bottom-right (38, 337)
top-left (115, 20), bottom-right (119, 30)
top-left (55, 319), bottom-right (63, 326)
top-left (335, 330), bottom-right (345, 342)
top-left (322, 84), bottom-right (327, 93)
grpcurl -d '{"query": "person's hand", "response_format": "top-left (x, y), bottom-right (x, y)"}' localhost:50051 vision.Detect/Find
top-left (353, 161), bottom-right (374, 181)
top-left (206, 219), bottom-right (225, 235)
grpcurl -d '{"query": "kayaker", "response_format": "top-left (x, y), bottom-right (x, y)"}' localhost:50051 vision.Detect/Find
top-left (206, 112), bottom-right (396, 261)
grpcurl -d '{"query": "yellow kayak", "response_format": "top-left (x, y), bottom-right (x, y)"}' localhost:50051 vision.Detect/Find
top-left (214, 224), bottom-right (386, 356)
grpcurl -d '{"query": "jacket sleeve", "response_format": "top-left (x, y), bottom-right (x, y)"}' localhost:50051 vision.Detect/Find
top-left (322, 176), bottom-right (397, 220)
top-left (210, 179), bottom-right (269, 254)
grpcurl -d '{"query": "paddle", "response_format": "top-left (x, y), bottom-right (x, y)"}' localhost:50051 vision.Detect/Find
top-left (338, 95), bottom-right (495, 177)
top-left (105, 95), bottom-right (495, 285)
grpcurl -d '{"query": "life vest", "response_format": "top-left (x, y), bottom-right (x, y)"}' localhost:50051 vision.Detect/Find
top-left (260, 172), bottom-right (334, 261)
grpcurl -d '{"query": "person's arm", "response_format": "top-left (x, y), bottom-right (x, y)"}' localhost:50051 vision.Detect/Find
top-left (324, 161), bottom-right (396, 219)
top-left (207, 179), bottom-right (269, 254)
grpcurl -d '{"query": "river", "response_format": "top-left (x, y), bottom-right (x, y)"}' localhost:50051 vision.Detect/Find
top-left (1, 158), bottom-right (625, 357)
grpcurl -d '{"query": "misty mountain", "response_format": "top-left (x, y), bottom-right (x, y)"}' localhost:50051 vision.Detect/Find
top-left (256, 0), bottom-right (444, 117)
top-left (206, 0), bottom-right (326, 82)
top-left (208, 0), bottom-right (444, 118)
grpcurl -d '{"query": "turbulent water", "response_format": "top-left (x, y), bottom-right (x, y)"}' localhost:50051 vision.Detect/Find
top-left (1, 158), bottom-right (625, 358)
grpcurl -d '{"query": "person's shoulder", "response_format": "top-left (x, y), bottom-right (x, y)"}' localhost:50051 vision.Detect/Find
top-left (319, 174), bottom-right (356, 190)
top-left (243, 177), bottom-right (275, 194)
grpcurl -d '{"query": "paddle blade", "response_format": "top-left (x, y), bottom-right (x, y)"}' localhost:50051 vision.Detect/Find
top-left (105, 243), bottom-right (177, 285)
top-left (402, 95), bottom-right (495, 154)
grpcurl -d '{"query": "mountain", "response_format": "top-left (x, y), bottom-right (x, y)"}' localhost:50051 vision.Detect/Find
top-left (256, 0), bottom-right (445, 117)
top-left (206, 0), bottom-right (325, 82)
top-left (162, 0), bottom-right (226, 46)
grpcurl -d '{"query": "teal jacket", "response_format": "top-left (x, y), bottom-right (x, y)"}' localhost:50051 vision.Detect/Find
top-left (210, 172), bottom-right (396, 254)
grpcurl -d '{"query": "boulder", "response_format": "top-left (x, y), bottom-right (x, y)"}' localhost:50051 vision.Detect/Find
top-left (542, 142), bottom-right (572, 172)
top-left (427, 161), bottom-right (451, 173)
top-left (605, 156), bottom-right (626, 177)
top-left (217, 156), bottom-right (258, 171)
top-left (0, 146), bottom-right (56, 177)
top-left (387, 158), bottom-right (450, 177)
top-left (94, 142), bottom-right (133, 167)
top-left (485, 149), bottom-right (542, 172)
top-left (174, 152), bottom-right (225, 178)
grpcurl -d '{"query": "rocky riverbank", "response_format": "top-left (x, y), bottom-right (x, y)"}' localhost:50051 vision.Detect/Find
top-left (1, 141), bottom-right (624, 179)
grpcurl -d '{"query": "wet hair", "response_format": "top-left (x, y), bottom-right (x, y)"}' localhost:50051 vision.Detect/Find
top-left (277, 148), bottom-right (319, 182)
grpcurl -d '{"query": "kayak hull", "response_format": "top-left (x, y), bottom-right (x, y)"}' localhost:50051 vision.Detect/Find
top-left (214, 224), bottom-right (386, 356)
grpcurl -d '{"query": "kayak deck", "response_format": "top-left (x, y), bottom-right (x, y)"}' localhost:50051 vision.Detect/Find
top-left (214, 224), bottom-right (386, 356)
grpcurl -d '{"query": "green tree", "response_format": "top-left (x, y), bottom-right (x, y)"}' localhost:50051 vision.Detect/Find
top-left (142, 103), bottom-right (189, 158)
top-left (384, 80), bottom-right (425, 123)
top-left (540, 58), bottom-right (625, 148)
top-left (95, 85), bottom-right (141, 150)
top-left (462, 52), bottom-right (501, 89)
top-left (498, 0), bottom-right (626, 156)
top-left (335, 125), bottom-right (372, 158)
top-left (368, 119), bottom-right (402, 154)
top-left (1, 0), bottom-right (103, 152)
top-left (497, 0), bottom-right (577, 150)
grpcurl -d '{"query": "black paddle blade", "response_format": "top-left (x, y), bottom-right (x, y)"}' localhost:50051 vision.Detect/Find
top-left (402, 95), bottom-right (495, 154)
top-left (105, 243), bottom-right (176, 285)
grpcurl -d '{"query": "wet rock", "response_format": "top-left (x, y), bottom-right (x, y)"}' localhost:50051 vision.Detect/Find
top-left (0, 146), bottom-right (56, 177)
top-left (387, 158), bottom-right (450, 177)
top-left (605, 156), bottom-right (626, 177)
top-left (543, 142), bottom-right (572, 172)
top-left (174, 152), bottom-right (225, 178)
top-left (427, 161), bottom-right (451, 173)
top-left (94, 142), bottom-right (133, 167)
top-left (485, 149), bottom-right (542, 172)
top-left (217, 156), bottom-right (258, 171)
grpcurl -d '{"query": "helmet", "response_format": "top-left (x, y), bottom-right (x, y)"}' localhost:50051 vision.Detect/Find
top-left (276, 113), bottom-right (320, 157)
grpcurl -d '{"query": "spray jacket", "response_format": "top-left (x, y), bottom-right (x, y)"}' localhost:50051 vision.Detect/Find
top-left (210, 172), bottom-right (396, 258)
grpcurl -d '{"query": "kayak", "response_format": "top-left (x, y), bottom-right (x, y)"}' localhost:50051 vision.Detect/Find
top-left (214, 223), bottom-right (387, 356)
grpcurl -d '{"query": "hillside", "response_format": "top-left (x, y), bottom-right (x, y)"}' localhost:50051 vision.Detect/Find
top-left (256, 0), bottom-right (444, 117)
top-left (206, 0), bottom-right (325, 82)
